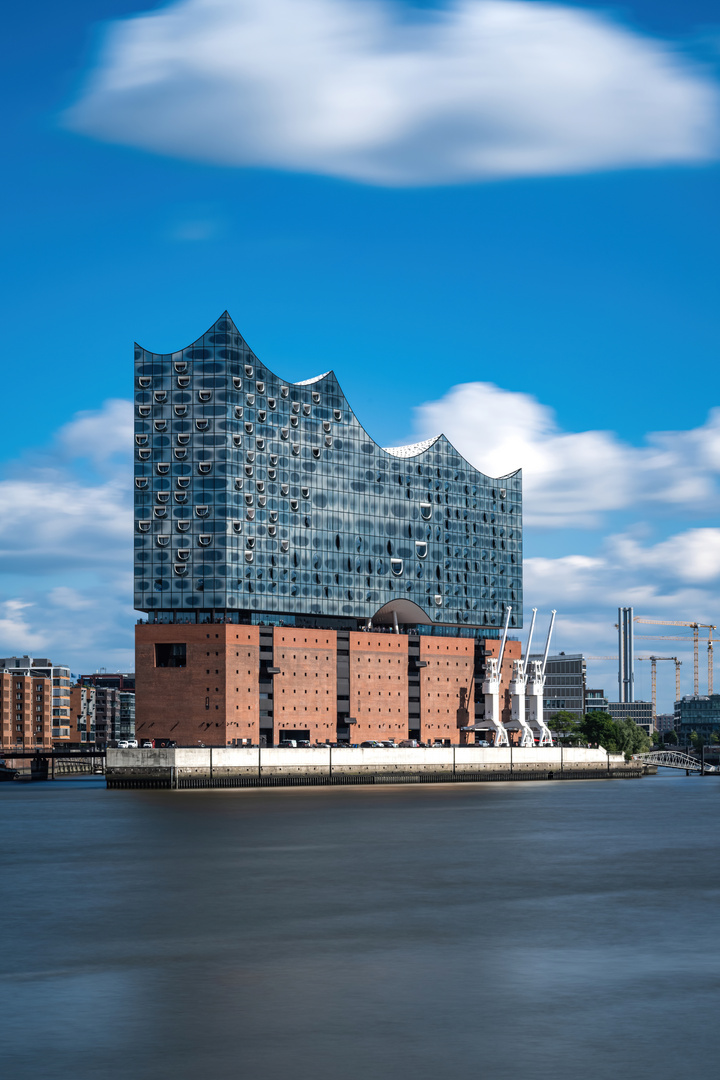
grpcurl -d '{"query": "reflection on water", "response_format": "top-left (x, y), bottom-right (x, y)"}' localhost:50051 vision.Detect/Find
top-left (2, 773), bottom-right (719, 1080)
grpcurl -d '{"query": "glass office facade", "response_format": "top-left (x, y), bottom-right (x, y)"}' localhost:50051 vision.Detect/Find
top-left (134, 313), bottom-right (522, 629)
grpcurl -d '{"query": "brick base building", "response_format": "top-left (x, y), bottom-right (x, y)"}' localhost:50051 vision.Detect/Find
top-left (1, 671), bottom-right (52, 752)
top-left (135, 623), bottom-right (520, 747)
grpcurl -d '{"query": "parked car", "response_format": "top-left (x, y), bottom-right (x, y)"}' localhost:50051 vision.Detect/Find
top-left (279, 740), bottom-right (297, 748)
top-left (296, 740), bottom-right (311, 748)
top-left (360, 740), bottom-right (383, 748)
top-left (125, 740), bottom-right (138, 748)
top-left (399, 739), bottom-right (420, 748)
top-left (476, 740), bottom-right (491, 747)
top-left (139, 739), bottom-right (153, 748)
top-left (116, 740), bottom-right (130, 749)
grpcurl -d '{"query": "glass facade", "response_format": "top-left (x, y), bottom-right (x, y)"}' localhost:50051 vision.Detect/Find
top-left (134, 313), bottom-right (522, 629)
top-left (675, 695), bottom-right (720, 740)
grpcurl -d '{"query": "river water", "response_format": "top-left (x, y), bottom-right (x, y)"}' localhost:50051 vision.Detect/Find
top-left (1, 772), bottom-right (719, 1080)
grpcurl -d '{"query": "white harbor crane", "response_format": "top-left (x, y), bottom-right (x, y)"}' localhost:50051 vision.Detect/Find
top-left (525, 610), bottom-right (557, 747)
top-left (505, 608), bottom-right (537, 747)
top-left (479, 606), bottom-right (512, 747)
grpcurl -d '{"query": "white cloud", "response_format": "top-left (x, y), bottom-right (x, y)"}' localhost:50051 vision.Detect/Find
top-left (0, 400), bottom-right (134, 672)
top-left (522, 532), bottom-right (720, 708)
top-left (55, 398), bottom-right (132, 469)
top-left (0, 600), bottom-right (49, 657)
top-left (64, 0), bottom-right (718, 185)
top-left (413, 382), bottom-right (720, 527)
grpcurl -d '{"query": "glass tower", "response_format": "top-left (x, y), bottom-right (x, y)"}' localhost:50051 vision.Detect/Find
top-left (134, 313), bottom-right (522, 630)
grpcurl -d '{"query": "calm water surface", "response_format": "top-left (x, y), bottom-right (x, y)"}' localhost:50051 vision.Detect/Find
top-left (1, 772), bottom-right (719, 1079)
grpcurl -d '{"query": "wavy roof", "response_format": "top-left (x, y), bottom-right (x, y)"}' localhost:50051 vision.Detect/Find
top-left (136, 311), bottom-right (520, 480)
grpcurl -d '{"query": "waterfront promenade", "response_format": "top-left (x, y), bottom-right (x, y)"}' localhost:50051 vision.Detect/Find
top-left (106, 744), bottom-right (642, 788)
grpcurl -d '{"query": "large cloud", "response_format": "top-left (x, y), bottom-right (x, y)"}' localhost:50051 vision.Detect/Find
top-left (413, 382), bottom-right (720, 527)
top-left (0, 401), bottom-right (134, 671)
top-left (524, 532), bottom-right (720, 707)
top-left (65, 0), bottom-right (718, 185)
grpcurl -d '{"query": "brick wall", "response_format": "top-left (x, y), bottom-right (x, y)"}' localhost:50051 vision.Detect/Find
top-left (419, 636), bottom-right (475, 745)
top-left (273, 629), bottom-right (337, 743)
top-left (135, 625), bottom-right (524, 747)
top-left (348, 632), bottom-right (408, 743)
top-left (135, 623), bottom-right (260, 747)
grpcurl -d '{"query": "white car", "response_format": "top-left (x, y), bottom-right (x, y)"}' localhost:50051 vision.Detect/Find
top-left (116, 740), bottom-right (130, 749)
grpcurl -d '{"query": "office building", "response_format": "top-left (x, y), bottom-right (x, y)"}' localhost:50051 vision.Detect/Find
top-left (0, 656), bottom-right (71, 743)
top-left (80, 671), bottom-right (135, 691)
top-left (585, 689), bottom-right (609, 713)
top-left (530, 653), bottom-right (586, 719)
top-left (675, 695), bottom-right (720, 743)
top-left (69, 684), bottom-right (96, 744)
top-left (655, 713), bottom-right (675, 735)
top-left (134, 313), bottom-right (523, 746)
top-left (606, 700), bottom-right (653, 736)
top-left (1, 667), bottom-right (52, 751)
top-left (119, 691), bottom-right (136, 742)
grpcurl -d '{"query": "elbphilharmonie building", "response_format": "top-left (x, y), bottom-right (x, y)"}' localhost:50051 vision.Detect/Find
top-left (134, 312), bottom-right (522, 634)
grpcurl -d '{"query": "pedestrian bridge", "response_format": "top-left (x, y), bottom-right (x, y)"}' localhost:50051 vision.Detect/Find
top-left (633, 751), bottom-right (716, 772)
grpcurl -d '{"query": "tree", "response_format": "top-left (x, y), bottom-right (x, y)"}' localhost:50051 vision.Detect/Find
top-left (662, 730), bottom-right (678, 744)
top-left (578, 711), bottom-right (651, 757)
top-left (616, 717), bottom-right (652, 756)
top-left (580, 710), bottom-right (618, 750)
top-left (711, 732), bottom-right (720, 745)
top-left (549, 711), bottom-right (581, 741)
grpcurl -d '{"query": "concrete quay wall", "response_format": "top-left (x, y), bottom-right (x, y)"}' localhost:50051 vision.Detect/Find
top-left (106, 746), bottom-right (642, 789)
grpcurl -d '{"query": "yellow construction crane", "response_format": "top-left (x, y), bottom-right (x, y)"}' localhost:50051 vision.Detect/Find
top-left (637, 656), bottom-right (681, 718)
top-left (633, 618), bottom-right (715, 696)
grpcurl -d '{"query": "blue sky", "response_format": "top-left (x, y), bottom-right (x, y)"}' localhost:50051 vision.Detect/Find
top-left (1, 0), bottom-right (718, 707)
